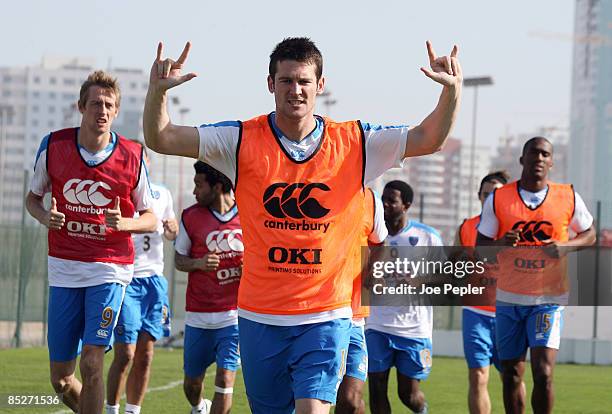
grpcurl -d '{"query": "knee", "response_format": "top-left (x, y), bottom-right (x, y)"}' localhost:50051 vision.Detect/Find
top-left (115, 346), bottom-right (136, 367)
top-left (532, 363), bottom-right (554, 389)
top-left (398, 388), bottom-right (420, 411)
top-left (50, 373), bottom-right (75, 394)
top-left (469, 368), bottom-right (489, 389)
top-left (184, 377), bottom-right (202, 394)
top-left (79, 349), bottom-right (104, 381)
top-left (502, 365), bottom-right (523, 387)
top-left (134, 347), bottom-right (154, 369)
top-left (337, 387), bottom-right (364, 412)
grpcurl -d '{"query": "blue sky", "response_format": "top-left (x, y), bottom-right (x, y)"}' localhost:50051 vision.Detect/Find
top-left (3, 0), bottom-right (575, 149)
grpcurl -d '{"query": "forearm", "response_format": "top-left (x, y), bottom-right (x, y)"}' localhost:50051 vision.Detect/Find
top-left (124, 211), bottom-right (157, 233)
top-left (143, 88), bottom-right (171, 154)
top-left (174, 253), bottom-right (202, 272)
top-left (405, 85), bottom-right (461, 157)
top-left (25, 193), bottom-right (49, 227)
top-left (561, 226), bottom-right (596, 251)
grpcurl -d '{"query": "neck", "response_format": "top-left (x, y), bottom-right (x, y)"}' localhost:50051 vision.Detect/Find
top-left (387, 214), bottom-right (408, 236)
top-left (274, 112), bottom-right (317, 142)
top-left (210, 193), bottom-right (235, 215)
top-left (519, 175), bottom-right (548, 192)
top-left (77, 126), bottom-right (112, 153)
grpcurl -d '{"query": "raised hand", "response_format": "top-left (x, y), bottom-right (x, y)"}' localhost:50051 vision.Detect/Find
top-left (420, 41), bottom-right (462, 88)
top-left (162, 218), bottom-right (179, 240)
top-left (105, 196), bottom-right (126, 231)
top-left (149, 42), bottom-right (198, 93)
top-left (47, 197), bottom-right (65, 230)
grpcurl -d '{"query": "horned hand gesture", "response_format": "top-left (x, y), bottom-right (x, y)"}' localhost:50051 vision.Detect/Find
top-left (149, 42), bottom-right (198, 92)
top-left (420, 41), bottom-right (462, 88)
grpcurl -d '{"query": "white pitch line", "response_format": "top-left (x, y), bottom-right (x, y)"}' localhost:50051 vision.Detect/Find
top-left (48, 380), bottom-right (183, 414)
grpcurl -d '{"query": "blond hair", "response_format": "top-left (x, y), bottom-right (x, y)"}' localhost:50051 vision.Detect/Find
top-left (78, 70), bottom-right (121, 108)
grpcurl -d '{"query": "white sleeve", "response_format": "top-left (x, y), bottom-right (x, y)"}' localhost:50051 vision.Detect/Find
top-left (569, 192), bottom-right (594, 234)
top-left (368, 191), bottom-right (388, 244)
top-left (197, 122), bottom-right (240, 186)
top-left (30, 135), bottom-right (51, 196)
top-left (477, 193), bottom-right (499, 238)
top-left (362, 122), bottom-right (410, 184)
top-left (162, 188), bottom-right (176, 221)
top-left (131, 160), bottom-right (155, 212)
top-left (174, 219), bottom-right (192, 256)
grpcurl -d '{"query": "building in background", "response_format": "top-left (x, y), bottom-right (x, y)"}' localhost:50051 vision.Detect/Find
top-left (0, 57), bottom-right (195, 224)
top-left (569, 0), bottom-right (612, 230)
top-left (369, 137), bottom-right (490, 243)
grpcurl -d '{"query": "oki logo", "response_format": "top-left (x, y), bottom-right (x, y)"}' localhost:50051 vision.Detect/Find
top-left (216, 267), bottom-right (241, 280)
top-left (67, 221), bottom-right (107, 235)
top-left (63, 179), bottom-right (112, 207)
top-left (268, 247), bottom-right (322, 265)
top-left (206, 230), bottom-right (244, 252)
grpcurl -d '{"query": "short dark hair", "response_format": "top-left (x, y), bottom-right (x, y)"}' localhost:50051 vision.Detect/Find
top-left (522, 136), bottom-right (552, 156)
top-left (384, 180), bottom-right (414, 205)
top-left (193, 161), bottom-right (233, 193)
top-left (478, 170), bottom-right (510, 195)
top-left (269, 37), bottom-right (323, 81)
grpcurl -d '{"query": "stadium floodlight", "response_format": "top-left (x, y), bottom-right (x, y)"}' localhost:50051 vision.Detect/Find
top-left (463, 76), bottom-right (493, 216)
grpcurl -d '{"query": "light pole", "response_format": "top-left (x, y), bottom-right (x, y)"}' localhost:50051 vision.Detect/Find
top-left (463, 76), bottom-right (493, 216)
top-left (319, 90), bottom-right (337, 117)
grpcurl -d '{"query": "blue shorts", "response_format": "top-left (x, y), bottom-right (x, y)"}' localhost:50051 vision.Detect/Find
top-left (114, 275), bottom-right (168, 343)
top-left (48, 283), bottom-right (125, 362)
top-left (183, 324), bottom-right (240, 378)
top-left (238, 317), bottom-right (351, 413)
top-left (365, 329), bottom-right (432, 380)
top-left (345, 323), bottom-right (368, 382)
top-left (496, 303), bottom-right (564, 360)
top-left (462, 308), bottom-right (500, 370)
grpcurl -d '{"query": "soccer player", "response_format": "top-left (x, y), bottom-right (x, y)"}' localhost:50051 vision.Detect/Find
top-left (25, 71), bottom-right (157, 414)
top-left (175, 161), bottom-right (242, 414)
top-left (336, 187), bottom-right (387, 414)
top-left (476, 137), bottom-right (596, 414)
top-left (106, 147), bottom-right (179, 414)
top-left (456, 170), bottom-right (513, 414)
top-left (366, 180), bottom-right (442, 414)
top-left (144, 37), bottom-right (462, 413)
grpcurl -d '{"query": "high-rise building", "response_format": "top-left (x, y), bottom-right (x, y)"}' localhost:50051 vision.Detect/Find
top-left (0, 57), bottom-right (195, 224)
top-left (569, 0), bottom-right (612, 227)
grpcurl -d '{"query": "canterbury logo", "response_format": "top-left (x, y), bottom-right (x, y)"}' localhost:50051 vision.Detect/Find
top-left (511, 221), bottom-right (553, 243)
top-left (63, 178), bottom-right (112, 207)
top-left (206, 229), bottom-right (244, 252)
top-left (263, 183), bottom-right (331, 219)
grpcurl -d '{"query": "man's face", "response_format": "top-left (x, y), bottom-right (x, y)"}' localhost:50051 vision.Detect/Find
top-left (78, 86), bottom-right (119, 134)
top-left (478, 180), bottom-right (504, 206)
top-left (382, 188), bottom-right (409, 223)
top-left (520, 139), bottom-right (553, 180)
top-left (193, 174), bottom-right (215, 206)
top-left (267, 60), bottom-right (324, 121)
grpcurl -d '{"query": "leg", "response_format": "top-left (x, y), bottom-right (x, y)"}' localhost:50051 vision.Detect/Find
top-left (295, 398), bottom-right (332, 414)
top-left (47, 286), bottom-right (85, 412)
top-left (106, 343), bottom-right (136, 405)
top-left (50, 359), bottom-right (81, 412)
top-left (336, 324), bottom-right (367, 414)
top-left (530, 347), bottom-right (557, 414)
top-left (126, 332), bottom-right (156, 406)
top-left (367, 371), bottom-right (391, 414)
top-left (467, 366), bottom-right (491, 414)
top-left (183, 325), bottom-right (215, 412)
top-left (336, 376), bottom-right (365, 414)
top-left (397, 374), bottom-right (426, 413)
top-left (79, 344), bottom-right (106, 414)
top-left (501, 357), bottom-right (526, 414)
top-left (211, 367), bottom-right (237, 414)
top-left (526, 305), bottom-right (563, 414)
top-left (211, 324), bottom-right (240, 414)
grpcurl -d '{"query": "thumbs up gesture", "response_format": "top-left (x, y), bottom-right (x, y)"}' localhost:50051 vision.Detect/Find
top-left (105, 196), bottom-right (126, 231)
top-left (47, 197), bottom-right (65, 230)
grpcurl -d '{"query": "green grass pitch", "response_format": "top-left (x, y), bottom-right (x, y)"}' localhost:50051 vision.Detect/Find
top-left (0, 347), bottom-right (611, 413)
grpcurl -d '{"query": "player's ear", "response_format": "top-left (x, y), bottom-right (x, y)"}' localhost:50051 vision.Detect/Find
top-left (267, 75), bottom-right (275, 93)
top-left (317, 76), bottom-right (325, 94)
top-left (519, 155), bottom-right (524, 166)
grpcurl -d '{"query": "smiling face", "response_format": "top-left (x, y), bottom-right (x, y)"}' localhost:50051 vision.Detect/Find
top-left (520, 138), bottom-right (553, 181)
top-left (78, 86), bottom-right (119, 134)
top-left (267, 60), bottom-right (324, 122)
